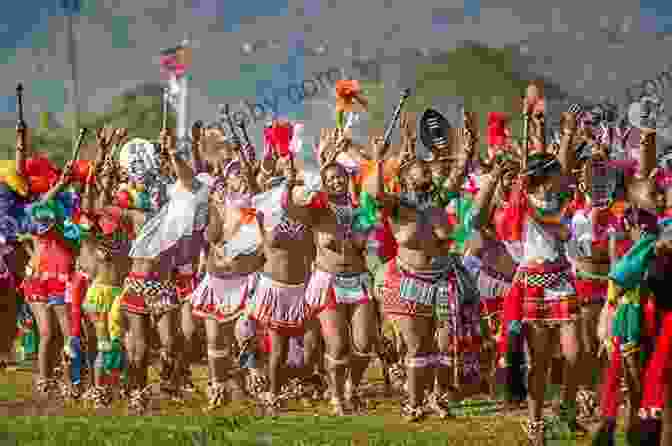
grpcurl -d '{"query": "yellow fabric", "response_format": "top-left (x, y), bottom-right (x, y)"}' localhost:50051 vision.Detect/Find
top-left (83, 283), bottom-right (122, 314)
top-left (108, 292), bottom-right (124, 340)
top-left (607, 280), bottom-right (619, 305)
top-left (0, 160), bottom-right (29, 196)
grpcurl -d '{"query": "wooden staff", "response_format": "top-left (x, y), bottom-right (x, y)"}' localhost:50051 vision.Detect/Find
top-left (236, 116), bottom-right (252, 148)
top-left (162, 87), bottom-right (169, 132)
top-left (383, 88), bottom-right (412, 150)
top-left (16, 83), bottom-right (26, 130)
top-left (70, 128), bottom-right (87, 165)
top-left (521, 106), bottom-right (530, 173)
top-left (221, 103), bottom-right (241, 146)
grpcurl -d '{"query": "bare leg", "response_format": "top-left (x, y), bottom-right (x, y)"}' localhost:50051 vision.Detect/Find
top-left (319, 306), bottom-right (350, 415)
top-left (203, 318), bottom-right (237, 409)
top-left (623, 351), bottom-right (643, 438)
top-left (125, 312), bottom-right (150, 413)
top-left (265, 330), bottom-right (289, 414)
top-left (577, 304), bottom-right (602, 420)
top-left (156, 310), bottom-right (180, 396)
top-left (30, 302), bottom-right (54, 392)
top-left (432, 322), bottom-right (458, 418)
top-left (180, 302), bottom-right (197, 391)
top-left (395, 316), bottom-right (435, 420)
top-left (349, 301), bottom-right (378, 404)
top-left (525, 323), bottom-right (553, 445)
top-left (559, 321), bottom-right (586, 433)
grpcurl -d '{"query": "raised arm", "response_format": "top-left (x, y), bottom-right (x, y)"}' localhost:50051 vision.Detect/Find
top-left (556, 111), bottom-right (579, 175)
top-left (444, 111), bottom-right (477, 193)
top-left (236, 143), bottom-right (261, 195)
top-left (637, 127), bottom-right (657, 180)
top-left (162, 128), bottom-right (195, 191)
top-left (471, 160), bottom-right (509, 229)
top-left (284, 153), bottom-right (319, 226)
top-left (191, 121), bottom-right (206, 174)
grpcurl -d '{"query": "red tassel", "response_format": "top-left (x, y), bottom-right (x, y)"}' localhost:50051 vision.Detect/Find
top-left (600, 337), bottom-right (624, 419)
top-left (641, 311), bottom-right (672, 413)
top-left (643, 295), bottom-right (658, 340)
top-left (68, 272), bottom-right (89, 338)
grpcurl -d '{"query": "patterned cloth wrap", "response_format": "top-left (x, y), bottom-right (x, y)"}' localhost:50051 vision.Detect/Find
top-left (507, 262), bottom-right (578, 323)
top-left (190, 272), bottom-right (255, 323)
top-left (304, 268), bottom-right (372, 315)
top-left (463, 253), bottom-right (511, 348)
top-left (119, 271), bottom-right (179, 317)
top-left (250, 273), bottom-right (308, 337)
top-left (573, 269), bottom-right (609, 306)
top-left (377, 257), bottom-right (481, 381)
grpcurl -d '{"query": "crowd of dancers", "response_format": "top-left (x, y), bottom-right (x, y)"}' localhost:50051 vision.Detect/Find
top-left (0, 79), bottom-right (671, 446)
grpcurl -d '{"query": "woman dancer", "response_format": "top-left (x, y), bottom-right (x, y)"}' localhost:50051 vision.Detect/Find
top-left (284, 128), bottom-right (378, 415)
top-left (178, 122), bottom-right (222, 393)
top-left (594, 124), bottom-right (660, 446)
top-left (189, 146), bottom-right (264, 410)
top-left (118, 129), bottom-right (203, 413)
top-left (499, 99), bottom-right (582, 445)
top-left (246, 149), bottom-right (318, 415)
top-left (466, 141), bottom-right (520, 400)
top-left (566, 135), bottom-right (619, 420)
top-left (15, 124), bottom-right (84, 397)
top-left (369, 111), bottom-right (475, 421)
top-left (75, 128), bottom-right (135, 407)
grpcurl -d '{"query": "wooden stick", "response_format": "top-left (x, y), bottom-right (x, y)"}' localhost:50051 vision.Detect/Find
top-left (16, 83), bottom-right (26, 130)
top-left (383, 88), bottom-right (411, 150)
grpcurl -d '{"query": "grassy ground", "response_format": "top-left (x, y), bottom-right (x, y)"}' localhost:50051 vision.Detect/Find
top-left (0, 363), bottom-right (628, 446)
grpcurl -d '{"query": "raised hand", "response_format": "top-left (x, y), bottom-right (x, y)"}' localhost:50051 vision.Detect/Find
top-left (399, 111), bottom-right (417, 147)
top-left (560, 111), bottom-right (578, 136)
top-left (370, 135), bottom-right (387, 161)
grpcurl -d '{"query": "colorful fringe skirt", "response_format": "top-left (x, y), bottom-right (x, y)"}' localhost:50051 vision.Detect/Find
top-left (305, 268), bottom-right (371, 314)
top-left (119, 272), bottom-right (179, 317)
top-left (573, 269), bottom-right (609, 306)
top-left (190, 272), bottom-right (254, 323)
top-left (250, 274), bottom-right (307, 336)
top-left (477, 265), bottom-right (512, 321)
top-left (377, 258), bottom-right (452, 320)
top-left (82, 283), bottom-right (122, 315)
top-left (20, 270), bottom-right (69, 305)
top-left (507, 264), bottom-right (578, 324)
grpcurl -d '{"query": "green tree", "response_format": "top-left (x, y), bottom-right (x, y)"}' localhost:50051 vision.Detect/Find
top-left (362, 45), bottom-right (528, 156)
top-left (0, 93), bottom-right (175, 167)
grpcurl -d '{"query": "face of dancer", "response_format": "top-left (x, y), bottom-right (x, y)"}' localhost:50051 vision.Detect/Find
top-left (430, 159), bottom-right (450, 183)
top-left (226, 168), bottom-right (249, 196)
top-left (528, 172), bottom-right (563, 213)
top-left (630, 179), bottom-right (665, 213)
top-left (403, 161), bottom-right (432, 193)
top-left (204, 128), bottom-right (236, 161)
top-left (323, 164), bottom-right (348, 196)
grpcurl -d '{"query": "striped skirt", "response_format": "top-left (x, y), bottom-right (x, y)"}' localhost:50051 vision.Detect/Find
top-left (250, 274), bottom-right (307, 336)
top-left (119, 272), bottom-right (179, 317)
top-left (190, 272), bottom-right (254, 323)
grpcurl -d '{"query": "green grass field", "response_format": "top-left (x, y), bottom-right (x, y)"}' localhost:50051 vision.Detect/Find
top-left (0, 364), bottom-right (628, 446)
